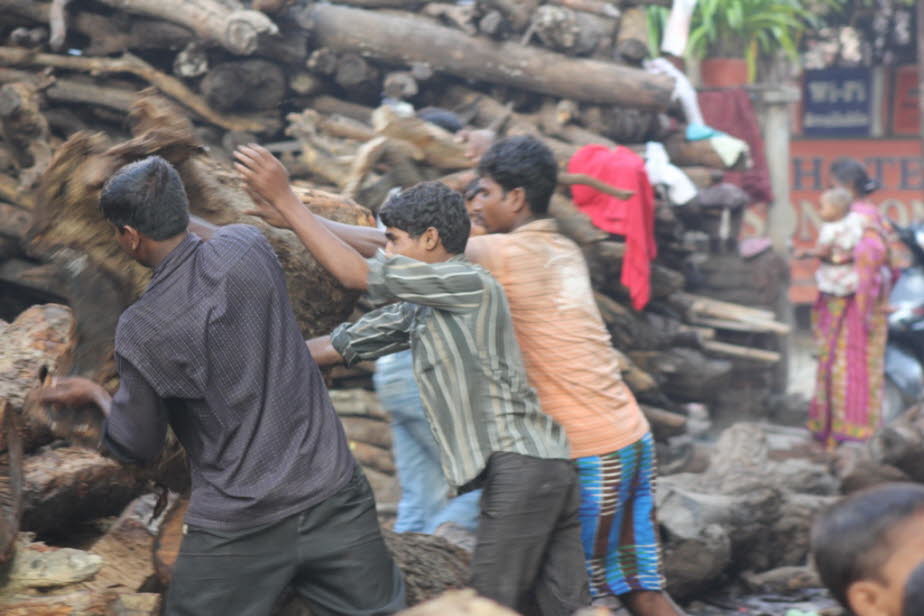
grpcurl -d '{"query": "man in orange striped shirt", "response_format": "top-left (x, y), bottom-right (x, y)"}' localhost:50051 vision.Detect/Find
top-left (467, 136), bottom-right (682, 616)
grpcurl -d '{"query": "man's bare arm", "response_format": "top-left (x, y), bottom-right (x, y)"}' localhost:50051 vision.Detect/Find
top-left (234, 144), bottom-right (370, 290)
top-left (306, 336), bottom-right (345, 367)
top-left (320, 219), bottom-right (386, 258)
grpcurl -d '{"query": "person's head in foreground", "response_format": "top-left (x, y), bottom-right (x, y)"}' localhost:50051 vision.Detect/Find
top-left (811, 482), bottom-right (924, 616)
top-left (379, 181), bottom-right (470, 262)
top-left (830, 157), bottom-right (880, 200)
top-left (819, 187), bottom-right (854, 224)
top-left (901, 559), bottom-right (924, 616)
top-left (473, 135), bottom-right (557, 234)
top-left (99, 155), bottom-right (190, 267)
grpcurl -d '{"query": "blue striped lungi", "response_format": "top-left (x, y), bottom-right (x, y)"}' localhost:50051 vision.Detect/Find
top-left (575, 431), bottom-right (665, 598)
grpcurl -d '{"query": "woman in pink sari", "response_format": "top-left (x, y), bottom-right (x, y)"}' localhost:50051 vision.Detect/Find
top-left (808, 157), bottom-right (893, 446)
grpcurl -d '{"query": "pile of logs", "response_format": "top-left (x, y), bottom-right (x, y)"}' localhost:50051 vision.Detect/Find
top-left (0, 0), bottom-right (818, 612)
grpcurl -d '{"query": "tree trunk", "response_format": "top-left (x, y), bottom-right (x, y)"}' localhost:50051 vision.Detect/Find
top-left (305, 4), bottom-right (673, 109)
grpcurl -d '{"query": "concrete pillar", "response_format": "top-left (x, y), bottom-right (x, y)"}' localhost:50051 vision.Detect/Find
top-left (748, 84), bottom-right (800, 254)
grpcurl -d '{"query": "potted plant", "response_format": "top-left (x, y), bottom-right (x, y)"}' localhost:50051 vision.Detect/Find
top-left (648, 0), bottom-right (816, 86)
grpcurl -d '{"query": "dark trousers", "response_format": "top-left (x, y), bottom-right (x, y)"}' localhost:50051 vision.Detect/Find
top-left (164, 466), bottom-right (406, 616)
top-left (471, 452), bottom-right (590, 616)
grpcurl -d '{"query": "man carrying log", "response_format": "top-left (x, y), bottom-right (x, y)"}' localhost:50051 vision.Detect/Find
top-left (467, 136), bottom-right (683, 616)
top-left (235, 144), bottom-right (589, 616)
top-left (37, 156), bottom-right (406, 616)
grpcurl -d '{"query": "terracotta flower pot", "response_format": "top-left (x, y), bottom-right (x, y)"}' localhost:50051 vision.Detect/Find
top-left (701, 57), bottom-right (749, 88)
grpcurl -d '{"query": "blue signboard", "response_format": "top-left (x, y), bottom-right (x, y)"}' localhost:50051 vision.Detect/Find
top-left (802, 67), bottom-right (873, 137)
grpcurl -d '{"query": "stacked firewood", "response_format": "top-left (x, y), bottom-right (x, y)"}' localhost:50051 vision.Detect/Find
top-left (0, 0), bottom-right (809, 612)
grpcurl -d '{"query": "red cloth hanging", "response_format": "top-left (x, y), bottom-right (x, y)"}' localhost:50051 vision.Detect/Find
top-left (567, 144), bottom-right (657, 310)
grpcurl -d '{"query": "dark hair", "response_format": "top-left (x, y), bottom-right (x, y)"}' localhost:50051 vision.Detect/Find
top-left (903, 560), bottom-right (924, 616)
top-left (463, 177), bottom-right (481, 202)
top-left (99, 156), bottom-right (189, 240)
top-left (416, 107), bottom-right (463, 134)
top-left (379, 181), bottom-right (470, 254)
top-left (811, 482), bottom-right (924, 609)
top-left (830, 157), bottom-right (880, 197)
top-left (478, 135), bottom-right (558, 215)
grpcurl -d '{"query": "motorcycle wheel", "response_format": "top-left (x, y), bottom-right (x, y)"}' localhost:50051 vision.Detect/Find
top-left (883, 376), bottom-right (908, 425)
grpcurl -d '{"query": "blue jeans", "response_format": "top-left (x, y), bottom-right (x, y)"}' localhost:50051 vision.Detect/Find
top-left (374, 350), bottom-right (481, 534)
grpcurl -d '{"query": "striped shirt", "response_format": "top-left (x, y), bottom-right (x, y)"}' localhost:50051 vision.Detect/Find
top-left (331, 252), bottom-right (569, 490)
top-left (468, 219), bottom-right (649, 458)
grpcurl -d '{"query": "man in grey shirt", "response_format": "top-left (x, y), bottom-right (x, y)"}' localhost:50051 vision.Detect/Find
top-left (40, 156), bottom-right (405, 616)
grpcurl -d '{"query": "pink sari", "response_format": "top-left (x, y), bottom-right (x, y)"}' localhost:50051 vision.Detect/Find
top-left (808, 202), bottom-right (892, 444)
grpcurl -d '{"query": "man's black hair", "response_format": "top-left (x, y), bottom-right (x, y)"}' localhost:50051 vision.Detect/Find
top-left (477, 135), bottom-right (557, 215)
top-left (831, 157), bottom-right (880, 197)
top-left (416, 107), bottom-right (464, 134)
top-left (100, 155), bottom-right (190, 240)
top-left (811, 482), bottom-right (924, 609)
top-left (379, 181), bottom-right (470, 254)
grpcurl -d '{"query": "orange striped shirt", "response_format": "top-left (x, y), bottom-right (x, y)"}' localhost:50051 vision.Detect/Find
top-left (467, 219), bottom-right (649, 458)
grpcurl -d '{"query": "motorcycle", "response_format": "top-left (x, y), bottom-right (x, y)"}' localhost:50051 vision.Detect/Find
top-left (884, 220), bottom-right (924, 422)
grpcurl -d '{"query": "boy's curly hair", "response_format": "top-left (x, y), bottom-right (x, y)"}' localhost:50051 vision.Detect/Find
top-left (379, 181), bottom-right (470, 254)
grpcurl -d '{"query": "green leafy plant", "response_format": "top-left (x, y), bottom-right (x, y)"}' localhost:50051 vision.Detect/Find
top-left (648, 0), bottom-right (820, 82)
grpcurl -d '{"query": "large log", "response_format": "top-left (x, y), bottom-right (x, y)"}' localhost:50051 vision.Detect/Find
top-left (869, 403), bottom-right (924, 482)
top-left (27, 91), bottom-right (372, 377)
top-left (0, 304), bottom-right (74, 451)
top-left (20, 446), bottom-right (145, 536)
top-left (304, 4), bottom-right (673, 109)
top-left (200, 59), bottom-right (287, 113)
top-left (91, 0), bottom-right (278, 56)
top-left (79, 494), bottom-right (160, 594)
top-left (0, 80), bottom-right (52, 191)
top-left (0, 46), bottom-right (274, 133)
top-left (0, 400), bottom-right (24, 566)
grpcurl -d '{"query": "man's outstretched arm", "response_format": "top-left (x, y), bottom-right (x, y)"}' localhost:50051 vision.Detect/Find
top-left (234, 144), bottom-right (370, 290)
top-left (306, 336), bottom-right (345, 367)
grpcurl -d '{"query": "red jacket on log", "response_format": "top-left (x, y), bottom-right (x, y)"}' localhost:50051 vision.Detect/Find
top-left (568, 145), bottom-right (657, 310)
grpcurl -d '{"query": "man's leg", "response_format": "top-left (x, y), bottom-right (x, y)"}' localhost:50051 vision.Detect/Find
top-left (390, 416), bottom-right (448, 532)
top-left (291, 465), bottom-right (406, 615)
top-left (375, 352), bottom-right (448, 533)
top-left (528, 466), bottom-right (591, 616)
top-left (427, 488), bottom-right (482, 533)
top-left (471, 452), bottom-right (587, 615)
top-left (574, 433), bottom-right (682, 615)
top-left (163, 516), bottom-right (297, 616)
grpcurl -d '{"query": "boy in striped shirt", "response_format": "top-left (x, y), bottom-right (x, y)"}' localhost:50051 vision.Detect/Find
top-left (235, 145), bottom-right (588, 615)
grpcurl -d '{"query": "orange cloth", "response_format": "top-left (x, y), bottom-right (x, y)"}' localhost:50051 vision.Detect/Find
top-left (468, 220), bottom-right (649, 458)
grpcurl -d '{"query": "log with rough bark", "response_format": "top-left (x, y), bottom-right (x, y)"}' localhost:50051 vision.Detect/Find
top-left (664, 133), bottom-right (749, 170)
top-left (305, 4), bottom-right (673, 109)
top-left (27, 92), bottom-right (372, 377)
top-left (0, 304), bottom-right (74, 451)
top-left (200, 59), bottom-right (287, 113)
top-left (869, 403), bottom-right (924, 482)
top-left (79, 494), bottom-right (161, 594)
top-left (91, 0), bottom-right (278, 55)
top-left (0, 46), bottom-right (274, 133)
top-left (0, 81), bottom-right (52, 190)
top-left (0, 592), bottom-right (161, 616)
top-left (0, 400), bottom-right (24, 566)
top-left (20, 446), bottom-right (145, 536)
top-left (372, 106), bottom-right (472, 170)
top-left (629, 348), bottom-right (732, 402)
top-left (340, 416), bottom-right (393, 450)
